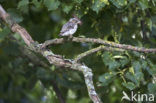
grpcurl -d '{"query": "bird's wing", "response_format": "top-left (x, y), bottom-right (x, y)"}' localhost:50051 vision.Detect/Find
top-left (60, 22), bottom-right (75, 33)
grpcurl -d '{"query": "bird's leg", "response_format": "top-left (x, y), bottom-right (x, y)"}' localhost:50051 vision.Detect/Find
top-left (61, 35), bottom-right (73, 42)
top-left (61, 36), bottom-right (69, 43)
top-left (67, 35), bottom-right (73, 41)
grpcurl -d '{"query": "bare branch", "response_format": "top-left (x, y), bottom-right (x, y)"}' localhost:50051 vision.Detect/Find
top-left (40, 49), bottom-right (102, 103)
top-left (9, 36), bottom-right (66, 103)
top-left (42, 37), bottom-right (156, 53)
top-left (0, 6), bottom-right (34, 46)
top-left (74, 45), bottom-right (124, 62)
top-left (0, 5), bottom-right (102, 103)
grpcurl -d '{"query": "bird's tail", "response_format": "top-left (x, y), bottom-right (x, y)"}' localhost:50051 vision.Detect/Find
top-left (59, 32), bottom-right (63, 36)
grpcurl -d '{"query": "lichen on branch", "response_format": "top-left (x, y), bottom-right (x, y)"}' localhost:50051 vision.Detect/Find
top-left (0, 5), bottom-right (102, 103)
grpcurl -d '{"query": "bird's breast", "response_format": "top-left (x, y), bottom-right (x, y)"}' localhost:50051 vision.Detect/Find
top-left (69, 25), bottom-right (77, 34)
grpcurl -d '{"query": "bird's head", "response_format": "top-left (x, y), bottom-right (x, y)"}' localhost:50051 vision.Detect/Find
top-left (69, 17), bottom-right (82, 25)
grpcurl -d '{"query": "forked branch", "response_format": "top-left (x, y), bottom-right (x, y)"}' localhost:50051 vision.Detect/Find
top-left (0, 5), bottom-right (102, 103)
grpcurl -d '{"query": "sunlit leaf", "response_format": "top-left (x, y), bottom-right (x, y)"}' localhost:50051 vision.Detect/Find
top-left (110, 0), bottom-right (127, 8)
top-left (129, 67), bottom-right (135, 75)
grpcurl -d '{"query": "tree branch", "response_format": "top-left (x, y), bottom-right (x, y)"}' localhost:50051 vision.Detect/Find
top-left (74, 45), bottom-right (124, 62)
top-left (0, 5), bottom-right (102, 103)
top-left (41, 37), bottom-right (156, 53)
top-left (9, 36), bottom-right (66, 103)
top-left (40, 49), bottom-right (102, 103)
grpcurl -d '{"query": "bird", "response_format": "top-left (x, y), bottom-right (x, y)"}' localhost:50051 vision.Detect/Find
top-left (59, 17), bottom-right (81, 37)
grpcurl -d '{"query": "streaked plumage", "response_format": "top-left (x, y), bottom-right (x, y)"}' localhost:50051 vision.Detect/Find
top-left (59, 17), bottom-right (81, 36)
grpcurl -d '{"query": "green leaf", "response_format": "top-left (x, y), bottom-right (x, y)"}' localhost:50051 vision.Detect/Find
top-left (50, 65), bottom-right (55, 71)
top-left (72, 0), bottom-right (83, 4)
top-left (140, 60), bottom-right (147, 70)
top-left (122, 82), bottom-right (136, 90)
top-left (110, 0), bottom-right (127, 8)
top-left (99, 72), bottom-right (116, 86)
top-left (7, 9), bottom-right (23, 23)
top-left (78, 98), bottom-right (90, 103)
top-left (17, 0), bottom-right (29, 13)
top-left (44, 0), bottom-right (60, 11)
top-left (148, 83), bottom-right (156, 93)
top-left (32, 0), bottom-right (42, 8)
top-left (129, 67), bottom-right (135, 75)
top-left (147, 19), bottom-right (152, 31)
top-left (129, 0), bottom-right (136, 3)
top-left (102, 52), bottom-right (120, 70)
top-left (125, 72), bottom-right (144, 87)
top-left (91, 0), bottom-right (106, 13)
top-left (36, 67), bottom-right (54, 80)
top-left (120, 57), bottom-right (129, 67)
top-left (63, 4), bottom-right (73, 14)
top-left (0, 26), bottom-right (10, 42)
top-left (132, 61), bottom-right (142, 73)
top-left (125, 72), bottom-right (138, 85)
top-left (132, 51), bottom-right (141, 57)
top-left (146, 67), bottom-right (156, 75)
top-left (67, 89), bottom-right (76, 99)
top-left (135, 72), bottom-right (144, 82)
top-left (138, 0), bottom-right (149, 10)
top-left (108, 60), bottom-right (120, 70)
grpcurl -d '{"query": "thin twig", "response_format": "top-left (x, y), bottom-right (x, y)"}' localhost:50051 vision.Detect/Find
top-left (0, 5), bottom-right (102, 103)
top-left (74, 45), bottom-right (124, 62)
top-left (41, 37), bottom-right (156, 53)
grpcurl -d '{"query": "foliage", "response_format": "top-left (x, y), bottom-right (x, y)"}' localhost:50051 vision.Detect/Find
top-left (0, 0), bottom-right (156, 103)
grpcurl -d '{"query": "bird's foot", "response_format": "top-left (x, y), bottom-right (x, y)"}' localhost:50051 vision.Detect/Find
top-left (67, 35), bottom-right (73, 41)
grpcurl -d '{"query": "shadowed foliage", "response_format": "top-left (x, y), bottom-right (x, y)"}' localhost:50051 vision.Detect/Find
top-left (0, 0), bottom-right (156, 103)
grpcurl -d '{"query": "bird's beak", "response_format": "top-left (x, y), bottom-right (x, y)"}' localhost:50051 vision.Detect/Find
top-left (78, 21), bottom-right (82, 25)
